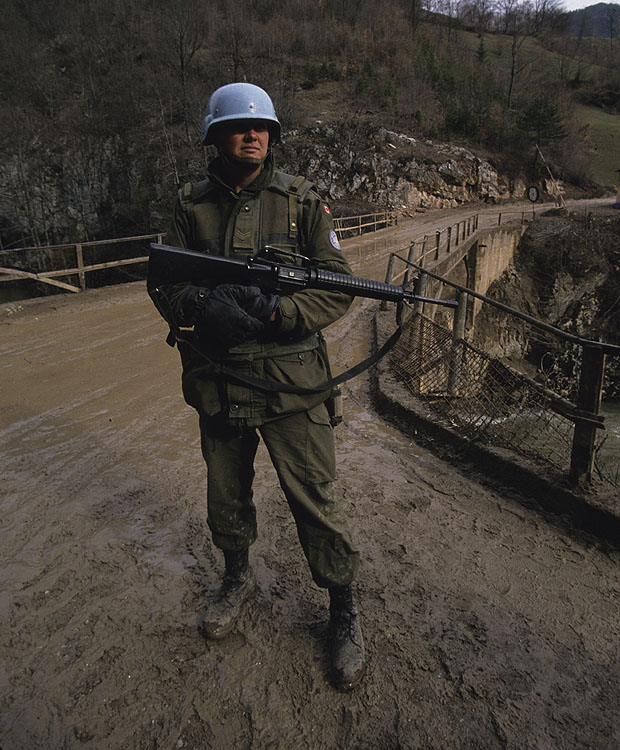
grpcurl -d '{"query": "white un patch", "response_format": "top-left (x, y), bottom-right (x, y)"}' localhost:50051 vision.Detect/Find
top-left (329, 229), bottom-right (341, 251)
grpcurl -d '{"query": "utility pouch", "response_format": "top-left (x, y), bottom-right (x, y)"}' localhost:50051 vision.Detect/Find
top-left (326, 387), bottom-right (343, 428)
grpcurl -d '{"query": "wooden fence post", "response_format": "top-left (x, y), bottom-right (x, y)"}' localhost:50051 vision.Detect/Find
top-left (75, 243), bottom-right (86, 291)
top-left (414, 271), bottom-right (427, 316)
top-left (570, 346), bottom-right (606, 485)
top-left (381, 253), bottom-right (396, 310)
top-left (404, 242), bottom-right (416, 286)
top-left (420, 236), bottom-right (428, 266)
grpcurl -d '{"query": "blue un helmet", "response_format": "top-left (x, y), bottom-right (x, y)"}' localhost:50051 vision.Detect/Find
top-left (201, 83), bottom-right (281, 145)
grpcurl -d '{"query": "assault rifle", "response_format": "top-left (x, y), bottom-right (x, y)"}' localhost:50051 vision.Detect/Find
top-left (148, 243), bottom-right (457, 309)
top-left (148, 242), bottom-right (457, 398)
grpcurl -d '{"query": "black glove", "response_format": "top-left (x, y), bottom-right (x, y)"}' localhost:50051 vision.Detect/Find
top-left (181, 286), bottom-right (210, 326)
top-left (234, 286), bottom-right (281, 324)
top-left (194, 284), bottom-right (265, 349)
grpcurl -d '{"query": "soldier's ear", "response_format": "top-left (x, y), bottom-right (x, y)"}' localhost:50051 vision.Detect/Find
top-left (209, 122), bottom-right (225, 149)
top-left (268, 124), bottom-right (280, 145)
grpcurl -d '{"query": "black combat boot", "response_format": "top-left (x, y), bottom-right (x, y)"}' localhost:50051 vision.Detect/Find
top-left (200, 549), bottom-right (257, 640)
top-left (328, 585), bottom-right (366, 691)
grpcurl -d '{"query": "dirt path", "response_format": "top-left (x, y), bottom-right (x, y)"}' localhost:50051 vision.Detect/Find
top-left (1, 201), bottom-right (619, 749)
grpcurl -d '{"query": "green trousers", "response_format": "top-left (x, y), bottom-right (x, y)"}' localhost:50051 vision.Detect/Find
top-left (199, 404), bottom-right (359, 588)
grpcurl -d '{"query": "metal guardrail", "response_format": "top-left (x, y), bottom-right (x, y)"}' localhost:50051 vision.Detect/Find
top-left (383, 218), bottom-right (620, 488)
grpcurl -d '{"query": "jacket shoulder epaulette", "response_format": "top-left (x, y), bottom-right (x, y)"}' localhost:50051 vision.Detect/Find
top-left (179, 178), bottom-right (215, 204)
top-left (270, 171), bottom-right (315, 202)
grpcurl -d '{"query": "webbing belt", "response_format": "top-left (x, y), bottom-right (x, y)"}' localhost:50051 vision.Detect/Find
top-left (156, 287), bottom-right (403, 395)
top-left (172, 322), bottom-right (403, 395)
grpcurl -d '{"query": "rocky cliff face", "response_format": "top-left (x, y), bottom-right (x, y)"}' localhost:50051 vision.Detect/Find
top-left (0, 120), bottom-right (571, 248)
top-left (473, 210), bottom-right (620, 399)
top-left (279, 122), bottom-right (523, 214)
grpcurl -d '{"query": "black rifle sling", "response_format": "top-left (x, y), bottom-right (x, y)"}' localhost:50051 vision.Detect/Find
top-left (171, 319), bottom-right (403, 395)
top-left (155, 284), bottom-right (404, 395)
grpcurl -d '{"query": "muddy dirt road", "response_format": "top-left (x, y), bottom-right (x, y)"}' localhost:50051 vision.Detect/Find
top-left (2, 201), bottom-right (619, 749)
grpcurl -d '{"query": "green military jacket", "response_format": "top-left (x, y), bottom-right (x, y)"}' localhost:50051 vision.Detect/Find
top-left (150, 154), bottom-right (353, 423)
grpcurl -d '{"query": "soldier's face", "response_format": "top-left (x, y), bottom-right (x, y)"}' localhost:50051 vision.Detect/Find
top-left (217, 120), bottom-right (270, 165)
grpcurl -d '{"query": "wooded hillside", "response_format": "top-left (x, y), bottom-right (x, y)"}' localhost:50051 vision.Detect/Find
top-left (1, 0), bottom-right (618, 248)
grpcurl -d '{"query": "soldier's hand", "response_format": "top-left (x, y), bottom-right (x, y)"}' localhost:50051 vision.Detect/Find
top-left (233, 285), bottom-right (281, 324)
top-left (195, 284), bottom-right (264, 348)
top-left (181, 286), bottom-right (210, 326)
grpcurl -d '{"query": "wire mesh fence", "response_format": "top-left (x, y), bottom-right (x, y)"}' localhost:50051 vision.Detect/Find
top-left (390, 311), bottom-right (615, 485)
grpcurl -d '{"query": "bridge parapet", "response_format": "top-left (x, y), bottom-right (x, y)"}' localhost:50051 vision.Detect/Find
top-left (382, 223), bottom-right (620, 492)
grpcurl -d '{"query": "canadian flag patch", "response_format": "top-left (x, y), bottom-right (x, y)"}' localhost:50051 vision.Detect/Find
top-left (323, 204), bottom-right (331, 215)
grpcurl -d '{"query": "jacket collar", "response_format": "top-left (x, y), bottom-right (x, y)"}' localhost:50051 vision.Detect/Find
top-left (208, 153), bottom-right (275, 195)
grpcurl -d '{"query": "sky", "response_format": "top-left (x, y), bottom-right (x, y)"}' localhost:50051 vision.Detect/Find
top-left (561, 0), bottom-right (616, 10)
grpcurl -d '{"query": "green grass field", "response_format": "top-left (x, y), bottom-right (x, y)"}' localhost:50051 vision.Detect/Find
top-left (458, 28), bottom-right (620, 189)
top-left (575, 103), bottom-right (620, 188)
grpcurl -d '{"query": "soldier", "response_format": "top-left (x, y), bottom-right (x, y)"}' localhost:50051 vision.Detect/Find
top-left (148, 83), bottom-right (365, 690)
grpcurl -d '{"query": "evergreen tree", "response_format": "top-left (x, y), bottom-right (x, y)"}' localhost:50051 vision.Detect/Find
top-left (517, 96), bottom-right (568, 148)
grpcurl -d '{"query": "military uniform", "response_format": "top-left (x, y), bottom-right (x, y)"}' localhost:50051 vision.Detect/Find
top-left (150, 154), bottom-right (359, 588)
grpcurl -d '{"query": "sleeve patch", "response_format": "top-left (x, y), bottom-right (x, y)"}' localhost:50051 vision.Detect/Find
top-left (323, 204), bottom-right (331, 214)
top-left (329, 229), bottom-right (341, 250)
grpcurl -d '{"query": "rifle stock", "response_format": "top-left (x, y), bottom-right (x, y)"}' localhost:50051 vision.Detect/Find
top-left (148, 243), bottom-right (457, 309)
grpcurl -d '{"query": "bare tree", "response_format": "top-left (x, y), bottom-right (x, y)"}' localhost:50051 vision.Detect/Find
top-left (152, 0), bottom-right (208, 141)
top-left (409, 0), bottom-right (424, 39)
top-left (431, 0), bottom-right (464, 42)
top-left (495, 0), bottom-right (518, 33)
top-left (460, 0), bottom-right (495, 33)
top-left (605, 3), bottom-right (619, 64)
top-left (529, 0), bottom-right (564, 35)
top-left (502, 1), bottom-right (536, 108)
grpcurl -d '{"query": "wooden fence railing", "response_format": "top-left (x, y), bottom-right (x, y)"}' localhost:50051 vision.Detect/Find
top-left (0, 210), bottom-right (396, 296)
top-left (1, 205), bottom-right (582, 296)
top-left (0, 233), bottom-right (164, 294)
top-left (333, 210), bottom-right (396, 237)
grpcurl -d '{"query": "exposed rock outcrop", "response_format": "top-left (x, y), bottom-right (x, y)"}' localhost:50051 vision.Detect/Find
top-left (279, 122), bottom-right (527, 213)
top-left (2, 120), bottom-right (559, 248)
top-left (473, 211), bottom-right (620, 399)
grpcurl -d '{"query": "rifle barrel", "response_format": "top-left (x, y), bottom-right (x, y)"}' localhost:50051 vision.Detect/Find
top-left (149, 243), bottom-right (457, 309)
top-left (310, 268), bottom-right (457, 308)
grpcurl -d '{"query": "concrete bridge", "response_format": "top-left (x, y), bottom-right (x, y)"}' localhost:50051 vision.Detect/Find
top-left (340, 201), bottom-right (541, 321)
top-left (340, 198), bottom-right (620, 497)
